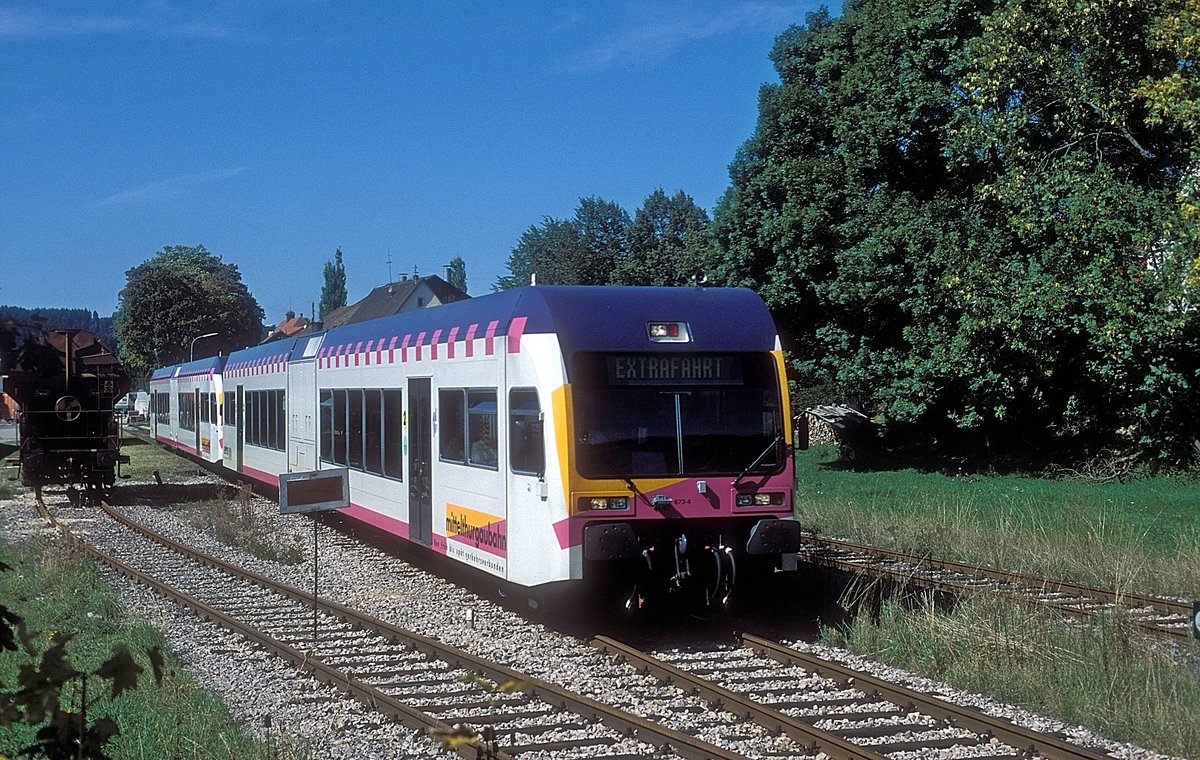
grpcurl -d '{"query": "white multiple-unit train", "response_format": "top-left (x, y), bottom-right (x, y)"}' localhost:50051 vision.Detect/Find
top-left (151, 286), bottom-right (801, 607)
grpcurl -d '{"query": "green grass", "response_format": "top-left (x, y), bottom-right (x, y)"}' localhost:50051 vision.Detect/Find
top-left (118, 436), bottom-right (201, 483)
top-left (824, 595), bottom-right (1200, 758)
top-left (0, 537), bottom-right (282, 759)
top-left (801, 444), bottom-right (1200, 757)
top-left (795, 446), bottom-right (1200, 597)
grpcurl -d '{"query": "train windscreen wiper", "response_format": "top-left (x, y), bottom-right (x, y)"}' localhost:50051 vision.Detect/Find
top-left (732, 434), bottom-right (783, 488)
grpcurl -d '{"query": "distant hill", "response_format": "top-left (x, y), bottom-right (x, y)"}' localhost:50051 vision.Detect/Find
top-left (0, 306), bottom-right (118, 351)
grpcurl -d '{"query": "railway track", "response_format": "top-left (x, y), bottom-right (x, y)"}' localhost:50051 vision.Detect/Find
top-left (596, 634), bottom-right (1113, 760)
top-left (799, 534), bottom-right (1196, 642)
top-left (21, 488), bottom-right (1163, 758)
top-left (39, 494), bottom-right (782, 759)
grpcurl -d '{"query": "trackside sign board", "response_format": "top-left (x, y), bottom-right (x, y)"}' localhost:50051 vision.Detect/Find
top-left (279, 468), bottom-right (349, 514)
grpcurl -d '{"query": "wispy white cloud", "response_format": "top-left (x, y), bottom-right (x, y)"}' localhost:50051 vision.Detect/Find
top-left (0, 6), bottom-right (231, 39)
top-left (573, 2), bottom-right (799, 71)
top-left (93, 166), bottom-right (247, 207)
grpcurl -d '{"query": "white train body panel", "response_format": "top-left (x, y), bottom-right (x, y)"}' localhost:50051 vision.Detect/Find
top-left (150, 357), bottom-right (225, 462)
top-left (222, 343), bottom-right (294, 486)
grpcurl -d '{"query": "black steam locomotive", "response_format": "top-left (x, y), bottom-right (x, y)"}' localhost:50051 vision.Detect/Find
top-left (2, 329), bottom-right (131, 497)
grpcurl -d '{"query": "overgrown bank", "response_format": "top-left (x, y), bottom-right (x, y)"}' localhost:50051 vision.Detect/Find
top-left (797, 446), bottom-right (1200, 757)
top-left (0, 533), bottom-right (268, 758)
top-left (795, 446), bottom-right (1200, 597)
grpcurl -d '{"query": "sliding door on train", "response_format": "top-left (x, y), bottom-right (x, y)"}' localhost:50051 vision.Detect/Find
top-left (408, 378), bottom-right (433, 546)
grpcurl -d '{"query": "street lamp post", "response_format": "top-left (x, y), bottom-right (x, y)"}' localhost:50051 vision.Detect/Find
top-left (190, 332), bottom-right (219, 361)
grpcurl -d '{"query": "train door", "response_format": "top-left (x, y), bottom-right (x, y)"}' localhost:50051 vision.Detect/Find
top-left (287, 358), bottom-right (317, 472)
top-left (193, 388), bottom-right (201, 454)
top-left (235, 385), bottom-right (244, 473)
top-left (408, 377), bottom-right (432, 546)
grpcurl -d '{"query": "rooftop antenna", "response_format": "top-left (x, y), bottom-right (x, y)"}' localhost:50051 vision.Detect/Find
top-left (387, 248), bottom-right (393, 284)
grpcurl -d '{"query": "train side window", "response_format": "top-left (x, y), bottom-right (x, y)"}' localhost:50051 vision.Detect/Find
top-left (365, 389), bottom-right (383, 475)
top-left (179, 393), bottom-right (194, 432)
top-left (438, 389), bottom-right (466, 463)
top-left (319, 390), bottom-right (333, 464)
top-left (509, 389), bottom-right (543, 476)
top-left (245, 393), bottom-right (255, 443)
top-left (467, 389), bottom-right (498, 469)
top-left (383, 389), bottom-right (403, 480)
top-left (259, 390), bottom-right (269, 447)
top-left (332, 389), bottom-right (347, 465)
top-left (348, 389), bottom-right (364, 469)
top-left (211, 394), bottom-right (218, 427)
top-left (276, 390), bottom-right (287, 450)
top-left (224, 392), bottom-right (234, 424)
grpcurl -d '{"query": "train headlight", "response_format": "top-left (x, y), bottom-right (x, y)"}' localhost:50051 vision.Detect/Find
top-left (581, 496), bottom-right (630, 511)
top-left (735, 492), bottom-right (785, 507)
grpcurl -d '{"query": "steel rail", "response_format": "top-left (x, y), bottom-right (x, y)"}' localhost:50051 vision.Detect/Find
top-left (802, 534), bottom-right (1193, 641)
top-left (740, 632), bottom-right (1111, 760)
top-left (592, 635), bottom-right (885, 760)
top-left (25, 495), bottom-right (511, 760)
top-left (93, 501), bottom-right (743, 760)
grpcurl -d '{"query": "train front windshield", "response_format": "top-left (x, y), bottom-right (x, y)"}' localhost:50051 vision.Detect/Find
top-left (572, 352), bottom-right (784, 478)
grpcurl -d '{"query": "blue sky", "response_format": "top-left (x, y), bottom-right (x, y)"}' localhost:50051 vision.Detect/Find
top-left (1, 1), bottom-right (825, 322)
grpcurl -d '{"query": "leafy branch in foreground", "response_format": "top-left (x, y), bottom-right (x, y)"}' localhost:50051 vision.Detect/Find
top-left (0, 560), bottom-right (164, 760)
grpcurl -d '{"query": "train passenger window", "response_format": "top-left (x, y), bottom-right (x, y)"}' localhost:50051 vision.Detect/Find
top-left (365, 390), bottom-right (383, 475)
top-left (275, 390), bottom-right (286, 450)
top-left (383, 389), bottom-right (403, 480)
top-left (179, 393), bottom-right (195, 431)
top-left (211, 394), bottom-right (218, 427)
top-left (332, 389), bottom-right (347, 465)
top-left (467, 390), bottom-right (498, 469)
top-left (438, 390), bottom-right (465, 463)
top-left (319, 390), bottom-right (333, 464)
top-left (509, 389), bottom-right (544, 476)
top-left (224, 392), bottom-right (234, 424)
top-left (348, 389), bottom-right (364, 469)
top-left (245, 393), bottom-right (255, 443)
top-left (259, 390), bottom-right (269, 448)
top-left (200, 395), bottom-right (209, 424)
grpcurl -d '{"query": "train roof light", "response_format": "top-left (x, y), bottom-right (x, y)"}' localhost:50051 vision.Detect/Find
top-left (647, 321), bottom-right (691, 343)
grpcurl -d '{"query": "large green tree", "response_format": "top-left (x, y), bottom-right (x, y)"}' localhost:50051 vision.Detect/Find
top-left (495, 197), bottom-right (632, 290)
top-left (495, 217), bottom-right (588, 289)
top-left (615, 189), bottom-right (714, 286)
top-left (716, 0), bottom-right (1198, 461)
top-left (114, 245), bottom-right (264, 377)
top-left (497, 194), bottom-right (718, 290)
top-left (319, 247), bottom-right (348, 319)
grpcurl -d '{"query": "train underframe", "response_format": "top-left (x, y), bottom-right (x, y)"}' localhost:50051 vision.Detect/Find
top-left (581, 516), bottom-right (800, 613)
top-left (19, 430), bottom-right (128, 502)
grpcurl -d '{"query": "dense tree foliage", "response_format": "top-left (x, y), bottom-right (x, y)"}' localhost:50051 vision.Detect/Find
top-left (0, 307), bottom-right (115, 349)
top-left (319, 247), bottom-right (348, 319)
top-left (447, 256), bottom-right (468, 293)
top-left (495, 192), bottom-right (712, 290)
top-left (714, 0), bottom-right (1199, 462)
top-left (617, 189), bottom-right (716, 286)
top-left (114, 245), bottom-right (264, 377)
